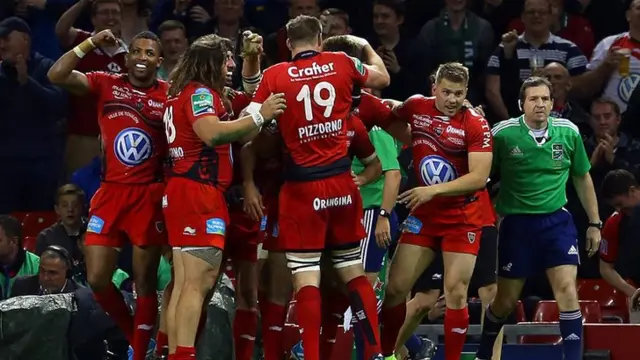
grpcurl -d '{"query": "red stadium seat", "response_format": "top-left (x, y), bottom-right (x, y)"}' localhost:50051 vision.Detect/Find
top-left (23, 236), bottom-right (37, 252)
top-left (11, 212), bottom-right (28, 223)
top-left (21, 211), bottom-right (57, 237)
top-left (577, 278), bottom-right (630, 323)
top-left (515, 300), bottom-right (527, 322)
top-left (519, 300), bottom-right (603, 344)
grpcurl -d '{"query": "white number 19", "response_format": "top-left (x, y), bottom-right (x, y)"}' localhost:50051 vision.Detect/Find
top-left (295, 81), bottom-right (336, 121)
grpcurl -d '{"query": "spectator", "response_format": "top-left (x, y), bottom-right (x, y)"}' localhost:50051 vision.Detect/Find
top-left (264, 0), bottom-right (321, 65)
top-left (581, 0), bottom-right (629, 43)
top-left (485, 0), bottom-right (587, 120)
top-left (157, 20), bottom-right (188, 80)
top-left (0, 17), bottom-right (66, 213)
top-left (599, 169), bottom-right (640, 304)
top-left (35, 184), bottom-right (86, 260)
top-left (542, 62), bottom-right (590, 135)
top-left (419, 0), bottom-right (494, 104)
top-left (71, 153), bottom-right (102, 204)
top-left (56, 0), bottom-right (127, 175)
top-left (320, 8), bottom-right (352, 37)
top-left (506, 0), bottom-right (595, 58)
top-left (0, 215), bottom-right (40, 299)
top-left (369, 0), bottom-right (428, 100)
top-left (573, 0), bottom-right (640, 116)
top-left (120, 0), bottom-right (149, 44)
top-left (11, 245), bottom-right (78, 296)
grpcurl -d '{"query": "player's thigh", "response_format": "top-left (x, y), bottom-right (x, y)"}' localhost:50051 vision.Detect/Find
top-left (326, 175), bottom-right (366, 248)
top-left (85, 185), bottom-right (128, 248)
top-left (266, 252), bottom-right (292, 302)
top-left (278, 181), bottom-right (328, 252)
top-left (387, 235), bottom-right (437, 300)
top-left (84, 245), bottom-right (121, 287)
top-left (172, 247), bottom-right (186, 287)
top-left (492, 276), bottom-right (527, 316)
top-left (180, 246), bottom-right (224, 286)
top-left (163, 178), bottom-right (229, 249)
top-left (226, 210), bottom-right (260, 264)
top-left (412, 250), bottom-right (444, 295)
top-left (360, 207), bottom-right (388, 275)
top-left (125, 182), bottom-right (167, 247)
top-left (286, 251), bottom-right (322, 290)
top-left (545, 264), bottom-right (578, 307)
top-left (470, 225), bottom-right (498, 293)
top-left (497, 215), bottom-right (538, 279)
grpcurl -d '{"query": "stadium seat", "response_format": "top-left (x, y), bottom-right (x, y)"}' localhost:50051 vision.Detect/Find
top-left (519, 300), bottom-right (603, 344)
top-left (20, 211), bottom-right (57, 237)
top-left (515, 300), bottom-right (527, 322)
top-left (23, 236), bottom-right (37, 252)
top-left (577, 278), bottom-right (630, 323)
top-left (11, 212), bottom-right (28, 223)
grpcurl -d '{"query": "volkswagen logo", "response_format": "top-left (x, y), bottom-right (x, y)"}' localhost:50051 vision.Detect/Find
top-left (114, 128), bottom-right (153, 166)
top-left (419, 155), bottom-right (457, 185)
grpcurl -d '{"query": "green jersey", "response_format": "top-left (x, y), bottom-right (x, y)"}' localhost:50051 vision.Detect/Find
top-left (0, 251), bottom-right (40, 299)
top-left (492, 116), bottom-right (590, 215)
top-left (351, 126), bottom-right (401, 209)
top-left (111, 256), bottom-right (173, 291)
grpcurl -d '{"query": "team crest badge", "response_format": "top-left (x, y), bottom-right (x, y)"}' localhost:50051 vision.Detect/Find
top-left (467, 232), bottom-right (476, 243)
top-left (155, 221), bottom-right (164, 233)
top-left (434, 126), bottom-right (444, 136)
top-left (136, 100), bottom-right (144, 111)
top-left (552, 143), bottom-right (564, 161)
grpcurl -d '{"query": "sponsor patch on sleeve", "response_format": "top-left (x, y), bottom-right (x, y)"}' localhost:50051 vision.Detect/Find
top-left (87, 216), bottom-right (105, 234)
top-left (350, 56), bottom-right (366, 76)
top-left (206, 218), bottom-right (226, 235)
top-left (191, 91), bottom-right (215, 116)
top-left (260, 216), bottom-right (268, 231)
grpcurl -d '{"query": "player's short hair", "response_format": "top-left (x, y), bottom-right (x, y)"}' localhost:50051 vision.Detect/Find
top-left (55, 184), bottom-right (85, 205)
top-left (130, 30), bottom-right (162, 53)
top-left (321, 8), bottom-right (350, 26)
top-left (158, 20), bottom-right (186, 37)
top-left (434, 62), bottom-right (469, 86)
top-left (373, 0), bottom-right (406, 17)
top-left (322, 35), bottom-right (363, 60)
top-left (0, 215), bottom-right (22, 246)
top-left (519, 76), bottom-right (553, 102)
top-left (601, 169), bottom-right (639, 199)
top-left (168, 34), bottom-right (233, 97)
top-left (591, 97), bottom-right (621, 117)
top-left (91, 0), bottom-right (122, 15)
top-left (286, 15), bottom-right (322, 46)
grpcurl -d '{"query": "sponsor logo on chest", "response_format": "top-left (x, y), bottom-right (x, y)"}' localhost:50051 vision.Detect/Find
top-left (288, 62), bottom-right (336, 79)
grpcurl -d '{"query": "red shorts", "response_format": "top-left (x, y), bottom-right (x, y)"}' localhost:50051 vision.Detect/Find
top-left (400, 214), bottom-right (482, 255)
top-left (276, 172), bottom-right (365, 251)
top-left (85, 182), bottom-right (166, 248)
top-left (225, 208), bottom-right (260, 262)
top-left (163, 177), bottom-right (229, 248)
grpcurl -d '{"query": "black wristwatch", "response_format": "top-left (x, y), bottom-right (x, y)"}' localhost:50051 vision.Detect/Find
top-left (379, 209), bottom-right (391, 218)
top-left (588, 222), bottom-right (603, 230)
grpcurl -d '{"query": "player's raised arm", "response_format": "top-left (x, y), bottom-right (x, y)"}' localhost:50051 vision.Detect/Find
top-left (240, 31), bottom-right (264, 95)
top-left (346, 35), bottom-right (390, 90)
top-left (48, 30), bottom-right (116, 95)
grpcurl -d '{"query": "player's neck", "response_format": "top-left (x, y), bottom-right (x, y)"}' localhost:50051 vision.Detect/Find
top-left (128, 75), bottom-right (155, 89)
top-left (523, 116), bottom-right (548, 130)
top-left (630, 27), bottom-right (640, 41)
top-left (378, 31), bottom-right (400, 49)
top-left (291, 45), bottom-right (321, 58)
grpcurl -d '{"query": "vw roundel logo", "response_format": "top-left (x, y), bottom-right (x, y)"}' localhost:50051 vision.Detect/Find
top-left (114, 128), bottom-right (153, 166)
top-left (419, 155), bottom-right (457, 185)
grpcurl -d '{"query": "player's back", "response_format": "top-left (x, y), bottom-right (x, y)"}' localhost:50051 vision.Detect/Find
top-left (163, 81), bottom-right (233, 192)
top-left (90, 72), bottom-right (168, 184)
top-left (265, 51), bottom-right (366, 178)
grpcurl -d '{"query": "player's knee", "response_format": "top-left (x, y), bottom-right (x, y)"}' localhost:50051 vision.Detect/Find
top-left (384, 276), bottom-right (410, 305)
top-left (552, 280), bottom-right (579, 309)
top-left (491, 293), bottom-right (519, 317)
top-left (86, 269), bottom-right (113, 292)
top-left (237, 282), bottom-right (258, 308)
top-left (478, 283), bottom-right (498, 304)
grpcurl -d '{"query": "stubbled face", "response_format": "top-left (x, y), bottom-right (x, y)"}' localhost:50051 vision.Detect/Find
top-left (523, 85), bottom-right (553, 125)
top-left (39, 257), bottom-right (68, 294)
top-left (433, 78), bottom-right (468, 116)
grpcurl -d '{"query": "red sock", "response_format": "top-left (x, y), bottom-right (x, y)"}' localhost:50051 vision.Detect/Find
top-left (133, 294), bottom-right (158, 360)
top-left (379, 301), bottom-right (407, 356)
top-left (346, 276), bottom-right (382, 359)
top-left (155, 331), bottom-right (168, 356)
top-left (320, 289), bottom-right (350, 359)
top-left (94, 284), bottom-right (134, 342)
top-left (444, 307), bottom-right (470, 360)
top-left (234, 308), bottom-right (258, 360)
top-left (174, 345), bottom-right (195, 360)
top-left (261, 301), bottom-right (286, 360)
top-left (295, 286), bottom-right (322, 360)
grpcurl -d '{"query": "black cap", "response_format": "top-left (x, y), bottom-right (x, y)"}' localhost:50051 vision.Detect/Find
top-left (0, 17), bottom-right (31, 38)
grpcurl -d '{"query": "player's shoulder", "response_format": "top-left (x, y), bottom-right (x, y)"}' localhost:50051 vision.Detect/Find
top-left (403, 94), bottom-right (431, 107)
top-left (461, 106), bottom-right (488, 122)
top-left (88, 70), bottom-right (119, 80)
top-left (156, 78), bottom-right (169, 91)
top-left (491, 117), bottom-right (521, 136)
top-left (551, 117), bottom-right (581, 137)
top-left (604, 211), bottom-right (623, 228)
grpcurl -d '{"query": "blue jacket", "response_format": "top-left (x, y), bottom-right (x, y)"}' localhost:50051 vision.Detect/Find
top-left (0, 52), bottom-right (67, 159)
top-left (71, 156), bottom-right (102, 201)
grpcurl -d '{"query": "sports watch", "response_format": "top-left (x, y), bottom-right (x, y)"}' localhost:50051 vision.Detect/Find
top-left (379, 209), bottom-right (391, 218)
top-left (588, 222), bottom-right (603, 230)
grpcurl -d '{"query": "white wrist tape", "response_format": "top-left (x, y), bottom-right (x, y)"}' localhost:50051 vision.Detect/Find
top-left (73, 46), bottom-right (87, 58)
top-left (251, 112), bottom-right (264, 128)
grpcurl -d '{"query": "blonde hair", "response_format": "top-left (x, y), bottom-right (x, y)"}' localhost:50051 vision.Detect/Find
top-left (434, 62), bottom-right (469, 86)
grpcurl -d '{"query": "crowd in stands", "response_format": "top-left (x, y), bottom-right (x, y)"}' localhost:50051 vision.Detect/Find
top-left (1, 0), bottom-right (640, 359)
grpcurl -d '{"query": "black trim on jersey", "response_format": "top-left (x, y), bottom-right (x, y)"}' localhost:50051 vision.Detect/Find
top-left (292, 50), bottom-right (320, 61)
top-left (283, 155), bottom-right (351, 181)
top-left (171, 145), bottom-right (223, 188)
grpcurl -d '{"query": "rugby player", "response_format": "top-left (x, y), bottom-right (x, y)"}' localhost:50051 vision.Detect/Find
top-left (474, 77), bottom-right (601, 360)
top-left (48, 30), bottom-right (168, 360)
top-left (376, 62), bottom-right (493, 360)
top-left (245, 15), bottom-right (390, 360)
top-left (161, 34), bottom-right (285, 360)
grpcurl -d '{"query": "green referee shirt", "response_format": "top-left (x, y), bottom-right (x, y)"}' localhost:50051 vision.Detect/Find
top-left (492, 116), bottom-right (590, 215)
top-left (351, 126), bottom-right (402, 209)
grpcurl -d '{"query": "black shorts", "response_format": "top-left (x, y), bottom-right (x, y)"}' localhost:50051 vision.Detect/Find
top-left (412, 225), bottom-right (498, 295)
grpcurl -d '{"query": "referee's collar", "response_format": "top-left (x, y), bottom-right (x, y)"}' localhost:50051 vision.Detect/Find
top-left (519, 115), bottom-right (555, 142)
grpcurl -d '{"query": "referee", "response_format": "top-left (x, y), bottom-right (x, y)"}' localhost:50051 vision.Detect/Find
top-left (474, 77), bottom-right (602, 360)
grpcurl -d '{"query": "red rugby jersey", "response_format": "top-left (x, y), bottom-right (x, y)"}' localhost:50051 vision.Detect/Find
top-left (87, 72), bottom-right (167, 183)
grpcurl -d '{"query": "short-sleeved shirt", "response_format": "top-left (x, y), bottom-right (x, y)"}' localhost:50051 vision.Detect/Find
top-left (587, 32), bottom-right (640, 112)
top-left (347, 114), bottom-right (376, 162)
top-left (68, 30), bottom-right (127, 136)
top-left (87, 72), bottom-right (168, 184)
top-left (352, 126), bottom-right (401, 209)
top-left (250, 50), bottom-right (368, 170)
top-left (163, 82), bottom-right (233, 191)
top-left (380, 95), bottom-right (493, 221)
top-left (486, 33), bottom-right (588, 80)
top-left (600, 211), bottom-right (622, 263)
top-left (492, 116), bottom-right (590, 215)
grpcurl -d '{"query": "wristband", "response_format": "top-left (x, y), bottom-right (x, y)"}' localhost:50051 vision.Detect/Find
top-left (250, 111), bottom-right (264, 128)
top-left (73, 38), bottom-right (96, 59)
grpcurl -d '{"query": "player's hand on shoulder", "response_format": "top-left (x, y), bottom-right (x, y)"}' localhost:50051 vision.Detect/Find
top-left (90, 29), bottom-right (117, 47)
top-left (398, 186), bottom-right (437, 211)
top-left (259, 93), bottom-right (287, 121)
top-left (242, 30), bottom-right (263, 57)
